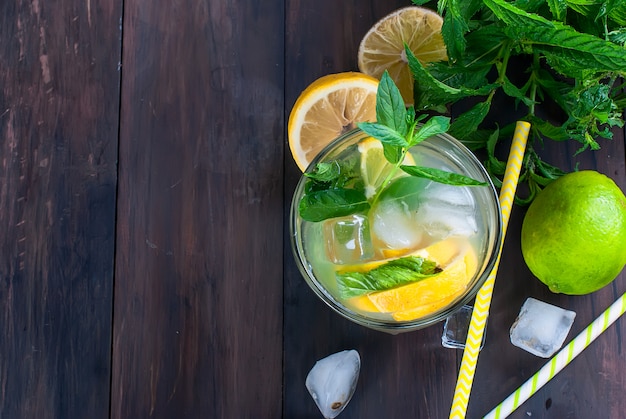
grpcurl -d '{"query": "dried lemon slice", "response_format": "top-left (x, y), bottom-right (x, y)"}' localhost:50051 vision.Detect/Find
top-left (358, 6), bottom-right (447, 106)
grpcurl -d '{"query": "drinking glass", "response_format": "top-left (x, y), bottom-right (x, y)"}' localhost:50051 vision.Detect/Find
top-left (290, 128), bottom-right (502, 333)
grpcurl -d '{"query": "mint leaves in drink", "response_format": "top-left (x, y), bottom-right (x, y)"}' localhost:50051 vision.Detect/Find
top-left (336, 255), bottom-right (441, 299)
top-left (298, 72), bottom-right (486, 222)
top-left (299, 154), bottom-right (370, 222)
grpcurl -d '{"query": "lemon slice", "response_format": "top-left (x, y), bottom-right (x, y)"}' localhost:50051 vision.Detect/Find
top-left (349, 237), bottom-right (478, 321)
top-left (357, 6), bottom-right (447, 106)
top-left (358, 137), bottom-right (415, 199)
top-left (287, 72), bottom-right (379, 171)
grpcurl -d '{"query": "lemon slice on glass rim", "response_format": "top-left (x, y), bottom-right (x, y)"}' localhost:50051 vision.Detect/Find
top-left (287, 72), bottom-right (379, 172)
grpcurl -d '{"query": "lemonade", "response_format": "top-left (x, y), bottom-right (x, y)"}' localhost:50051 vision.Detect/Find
top-left (290, 128), bottom-right (502, 332)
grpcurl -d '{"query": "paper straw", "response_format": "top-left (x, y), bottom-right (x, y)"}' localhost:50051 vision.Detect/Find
top-left (449, 121), bottom-right (531, 419)
top-left (484, 291), bottom-right (626, 418)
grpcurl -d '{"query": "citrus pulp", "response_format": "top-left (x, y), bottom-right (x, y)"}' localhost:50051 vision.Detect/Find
top-left (350, 237), bottom-right (477, 321)
top-left (288, 72), bottom-right (379, 171)
top-left (357, 6), bottom-right (447, 106)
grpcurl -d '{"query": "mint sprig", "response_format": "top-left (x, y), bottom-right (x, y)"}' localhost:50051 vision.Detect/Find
top-left (298, 71), bottom-right (487, 222)
top-left (358, 71), bottom-right (487, 207)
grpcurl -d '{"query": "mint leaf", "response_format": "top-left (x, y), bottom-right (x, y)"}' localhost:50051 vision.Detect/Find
top-left (299, 154), bottom-right (366, 221)
top-left (359, 72), bottom-right (413, 168)
top-left (449, 100), bottom-right (491, 139)
top-left (608, 28), bottom-right (626, 45)
top-left (534, 68), bottom-right (571, 111)
top-left (530, 117), bottom-right (569, 141)
top-left (485, 127), bottom-right (506, 177)
top-left (609, 3), bottom-right (626, 25)
top-left (298, 189), bottom-right (370, 222)
top-left (536, 36), bottom-right (626, 76)
top-left (305, 161), bottom-right (340, 182)
top-left (401, 165), bottom-right (488, 186)
top-left (461, 129), bottom-right (498, 151)
top-left (406, 45), bottom-right (495, 110)
top-left (440, 0), bottom-right (484, 61)
top-left (382, 144), bottom-right (404, 165)
top-left (358, 122), bottom-right (408, 147)
top-left (484, 0), bottom-right (626, 74)
top-left (442, 3), bottom-right (469, 62)
top-left (427, 60), bottom-right (492, 90)
top-left (377, 176), bottom-right (429, 209)
top-left (501, 76), bottom-right (535, 107)
top-left (376, 71), bottom-right (409, 136)
top-left (568, 84), bottom-right (615, 122)
top-left (336, 256), bottom-right (440, 299)
top-left (410, 115), bottom-right (451, 146)
top-left (547, 0), bottom-right (567, 21)
top-left (304, 151), bottom-right (361, 193)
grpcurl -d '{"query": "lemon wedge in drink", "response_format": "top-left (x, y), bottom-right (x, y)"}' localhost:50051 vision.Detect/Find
top-left (358, 137), bottom-right (415, 200)
top-left (350, 237), bottom-right (478, 321)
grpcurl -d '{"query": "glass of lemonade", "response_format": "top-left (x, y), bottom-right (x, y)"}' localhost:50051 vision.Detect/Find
top-left (290, 128), bottom-right (502, 333)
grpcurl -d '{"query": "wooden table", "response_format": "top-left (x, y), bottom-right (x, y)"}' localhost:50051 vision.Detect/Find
top-left (1, 1), bottom-right (625, 418)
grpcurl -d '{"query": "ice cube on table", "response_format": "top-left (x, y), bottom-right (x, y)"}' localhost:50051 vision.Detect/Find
top-left (510, 297), bottom-right (576, 358)
top-left (306, 350), bottom-right (361, 419)
top-left (442, 305), bottom-right (486, 350)
top-left (323, 215), bottom-right (374, 264)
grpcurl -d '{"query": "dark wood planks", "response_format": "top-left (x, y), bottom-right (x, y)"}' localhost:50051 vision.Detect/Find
top-left (0, 1), bottom-right (121, 418)
top-left (111, 1), bottom-right (284, 417)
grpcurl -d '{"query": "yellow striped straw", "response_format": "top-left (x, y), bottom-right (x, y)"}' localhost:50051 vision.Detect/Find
top-left (449, 121), bottom-right (531, 419)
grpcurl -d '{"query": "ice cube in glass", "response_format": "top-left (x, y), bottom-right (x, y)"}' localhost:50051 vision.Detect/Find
top-left (412, 182), bottom-right (478, 240)
top-left (370, 200), bottom-right (424, 250)
top-left (323, 214), bottom-right (374, 264)
top-left (509, 297), bottom-right (576, 358)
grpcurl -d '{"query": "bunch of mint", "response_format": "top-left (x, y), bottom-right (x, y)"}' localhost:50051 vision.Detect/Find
top-left (409, 0), bottom-right (626, 203)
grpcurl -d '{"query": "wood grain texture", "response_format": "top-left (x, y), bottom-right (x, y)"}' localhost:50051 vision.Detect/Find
top-left (111, 1), bottom-right (284, 417)
top-left (0, 0), bottom-right (121, 418)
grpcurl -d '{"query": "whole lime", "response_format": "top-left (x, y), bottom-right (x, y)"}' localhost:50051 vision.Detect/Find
top-left (521, 170), bottom-right (626, 295)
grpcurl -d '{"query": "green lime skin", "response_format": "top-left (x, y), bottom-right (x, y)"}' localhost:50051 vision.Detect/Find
top-left (521, 170), bottom-right (626, 295)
